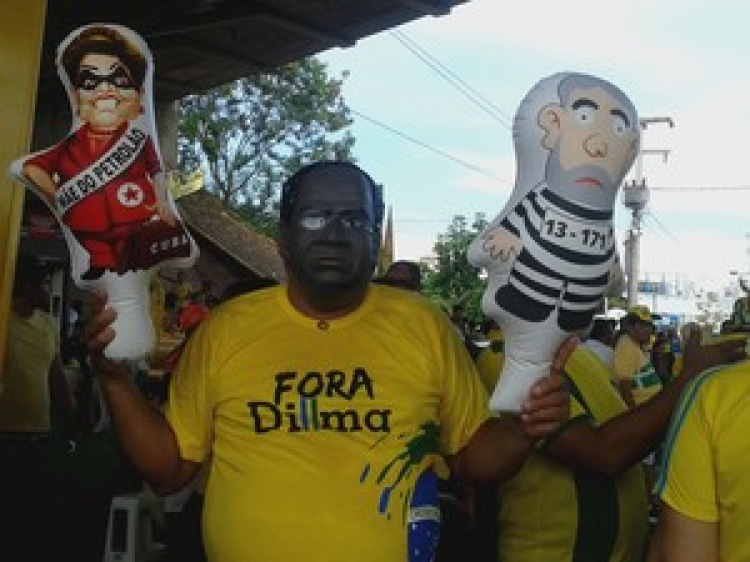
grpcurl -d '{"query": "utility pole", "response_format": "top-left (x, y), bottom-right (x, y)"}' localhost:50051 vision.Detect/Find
top-left (621, 116), bottom-right (674, 307)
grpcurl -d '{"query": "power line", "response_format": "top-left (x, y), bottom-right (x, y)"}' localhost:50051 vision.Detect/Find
top-left (351, 108), bottom-right (503, 180)
top-left (389, 29), bottom-right (513, 129)
top-left (643, 210), bottom-right (688, 248)
top-left (649, 185), bottom-right (750, 192)
top-left (638, 211), bottom-right (699, 275)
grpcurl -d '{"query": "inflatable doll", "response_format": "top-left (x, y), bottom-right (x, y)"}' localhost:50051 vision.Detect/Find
top-left (10, 23), bottom-right (198, 360)
top-left (468, 72), bottom-right (640, 412)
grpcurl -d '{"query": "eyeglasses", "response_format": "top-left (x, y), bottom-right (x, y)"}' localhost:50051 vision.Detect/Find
top-left (296, 209), bottom-right (374, 232)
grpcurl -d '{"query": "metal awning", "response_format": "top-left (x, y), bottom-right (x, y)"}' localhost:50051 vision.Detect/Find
top-left (39, 0), bottom-right (467, 103)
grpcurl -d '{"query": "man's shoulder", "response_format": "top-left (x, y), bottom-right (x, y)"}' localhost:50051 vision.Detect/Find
top-left (216, 284), bottom-right (281, 311)
top-left (613, 335), bottom-right (639, 355)
top-left (690, 361), bottom-right (750, 408)
top-left (372, 284), bottom-right (441, 315)
top-left (34, 310), bottom-right (58, 329)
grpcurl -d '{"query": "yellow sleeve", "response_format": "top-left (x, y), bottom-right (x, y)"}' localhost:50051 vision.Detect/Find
top-left (164, 317), bottom-right (214, 463)
top-left (612, 340), bottom-right (639, 381)
top-left (657, 383), bottom-right (718, 522)
top-left (436, 315), bottom-right (491, 456)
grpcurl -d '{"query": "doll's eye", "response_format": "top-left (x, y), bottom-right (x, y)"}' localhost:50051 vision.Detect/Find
top-left (574, 105), bottom-right (596, 125)
top-left (611, 112), bottom-right (630, 136)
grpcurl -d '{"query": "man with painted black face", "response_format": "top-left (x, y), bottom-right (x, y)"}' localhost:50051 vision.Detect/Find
top-left (83, 161), bottom-right (571, 562)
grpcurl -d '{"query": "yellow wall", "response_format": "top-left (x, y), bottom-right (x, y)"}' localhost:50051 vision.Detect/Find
top-left (0, 0), bottom-right (47, 378)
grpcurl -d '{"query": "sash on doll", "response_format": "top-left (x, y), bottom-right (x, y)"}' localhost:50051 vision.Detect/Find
top-left (55, 120), bottom-right (148, 215)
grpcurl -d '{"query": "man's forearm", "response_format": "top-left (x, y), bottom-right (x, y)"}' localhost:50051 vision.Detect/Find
top-left (587, 374), bottom-right (690, 474)
top-left (97, 370), bottom-right (192, 493)
top-left (452, 416), bottom-right (534, 485)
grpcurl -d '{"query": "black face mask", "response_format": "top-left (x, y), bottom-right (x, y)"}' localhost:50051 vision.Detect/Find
top-left (75, 66), bottom-right (136, 91)
top-left (281, 167), bottom-right (380, 305)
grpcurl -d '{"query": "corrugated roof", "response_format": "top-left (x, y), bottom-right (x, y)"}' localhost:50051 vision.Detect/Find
top-left (176, 189), bottom-right (286, 281)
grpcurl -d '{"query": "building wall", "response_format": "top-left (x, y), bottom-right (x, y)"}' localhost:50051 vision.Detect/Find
top-left (0, 0), bottom-right (47, 379)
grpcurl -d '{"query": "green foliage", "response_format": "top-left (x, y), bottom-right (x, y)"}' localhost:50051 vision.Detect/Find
top-left (421, 213), bottom-right (488, 322)
top-left (607, 295), bottom-right (628, 311)
top-left (178, 58), bottom-right (355, 238)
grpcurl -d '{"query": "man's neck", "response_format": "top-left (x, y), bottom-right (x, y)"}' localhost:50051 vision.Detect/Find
top-left (286, 280), bottom-right (368, 321)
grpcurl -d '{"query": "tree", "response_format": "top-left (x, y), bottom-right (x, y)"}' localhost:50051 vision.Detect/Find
top-left (422, 213), bottom-right (488, 323)
top-left (177, 58), bottom-right (355, 238)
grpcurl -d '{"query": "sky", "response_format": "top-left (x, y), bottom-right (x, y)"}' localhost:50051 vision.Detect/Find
top-left (318, 0), bottom-right (750, 292)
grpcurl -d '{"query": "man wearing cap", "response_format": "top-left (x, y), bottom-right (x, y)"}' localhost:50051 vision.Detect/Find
top-left (611, 305), bottom-right (665, 530)
top-left (613, 305), bottom-right (661, 409)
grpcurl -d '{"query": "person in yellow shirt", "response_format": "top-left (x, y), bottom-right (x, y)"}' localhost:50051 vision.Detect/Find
top-left (83, 161), bottom-right (572, 562)
top-left (0, 256), bottom-right (77, 562)
top-left (654, 358), bottom-right (750, 561)
top-left (479, 324), bottom-right (744, 562)
top-left (613, 306), bottom-right (661, 408)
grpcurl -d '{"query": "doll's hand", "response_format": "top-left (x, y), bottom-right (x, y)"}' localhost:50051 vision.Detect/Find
top-left (481, 228), bottom-right (522, 263)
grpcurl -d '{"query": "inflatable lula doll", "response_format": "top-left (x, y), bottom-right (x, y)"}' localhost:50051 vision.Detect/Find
top-left (10, 23), bottom-right (198, 360)
top-left (468, 72), bottom-right (640, 412)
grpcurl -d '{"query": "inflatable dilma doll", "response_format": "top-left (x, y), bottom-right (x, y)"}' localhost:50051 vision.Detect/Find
top-left (10, 23), bottom-right (198, 360)
top-left (468, 72), bottom-right (640, 412)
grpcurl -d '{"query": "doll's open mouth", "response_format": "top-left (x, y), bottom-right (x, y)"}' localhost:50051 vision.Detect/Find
top-left (575, 177), bottom-right (602, 188)
top-left (94, 97), bottom-right (118, 110)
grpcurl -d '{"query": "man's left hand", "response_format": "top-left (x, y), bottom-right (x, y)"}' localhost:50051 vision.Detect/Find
top-left (520, 335), bottom-right (577, 439)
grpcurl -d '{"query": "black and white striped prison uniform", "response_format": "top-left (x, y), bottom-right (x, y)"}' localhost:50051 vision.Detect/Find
top-left (499, 184), bottom-right (614, 325)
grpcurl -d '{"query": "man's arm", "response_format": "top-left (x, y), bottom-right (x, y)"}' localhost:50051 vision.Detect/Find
top-left (449, 336), bottom-right (576, 484)
top-left (84, 292), bottom-right (200, 494)
top-left (546, 332), bottom-right (745, 476)
top-left (656, 504), bottom-right (718, 562)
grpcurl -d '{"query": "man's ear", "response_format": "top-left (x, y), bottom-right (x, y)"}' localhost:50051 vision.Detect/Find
top-left (277, 228), bottom-right (290, 262)
top-left (538, 104), bottom-right (563, 149)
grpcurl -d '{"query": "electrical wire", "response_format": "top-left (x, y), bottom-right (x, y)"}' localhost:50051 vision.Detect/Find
top-left (351, 108), bottom-right (503, 180)
top-left (649, 185), bottom-right (750, 192)
top-left (389, 29), bottom-right (513, 129)
top-left (642, 210), bottom-right (689, 249)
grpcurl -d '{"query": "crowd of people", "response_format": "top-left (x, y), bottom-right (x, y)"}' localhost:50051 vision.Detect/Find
top-left (3, 160), bottom-right (749, 562)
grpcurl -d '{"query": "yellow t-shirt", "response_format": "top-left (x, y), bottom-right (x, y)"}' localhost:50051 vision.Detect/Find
top-left (0, 309), bottom-right (60, 432)
top-left (612, 335), bottom-right (661, 405)
top-left (657, 360), bottom-right (750, 561)
top-left (484, 346), bottom-right (649, 562)
top-left (166, 284), bottom-right (490, 562)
